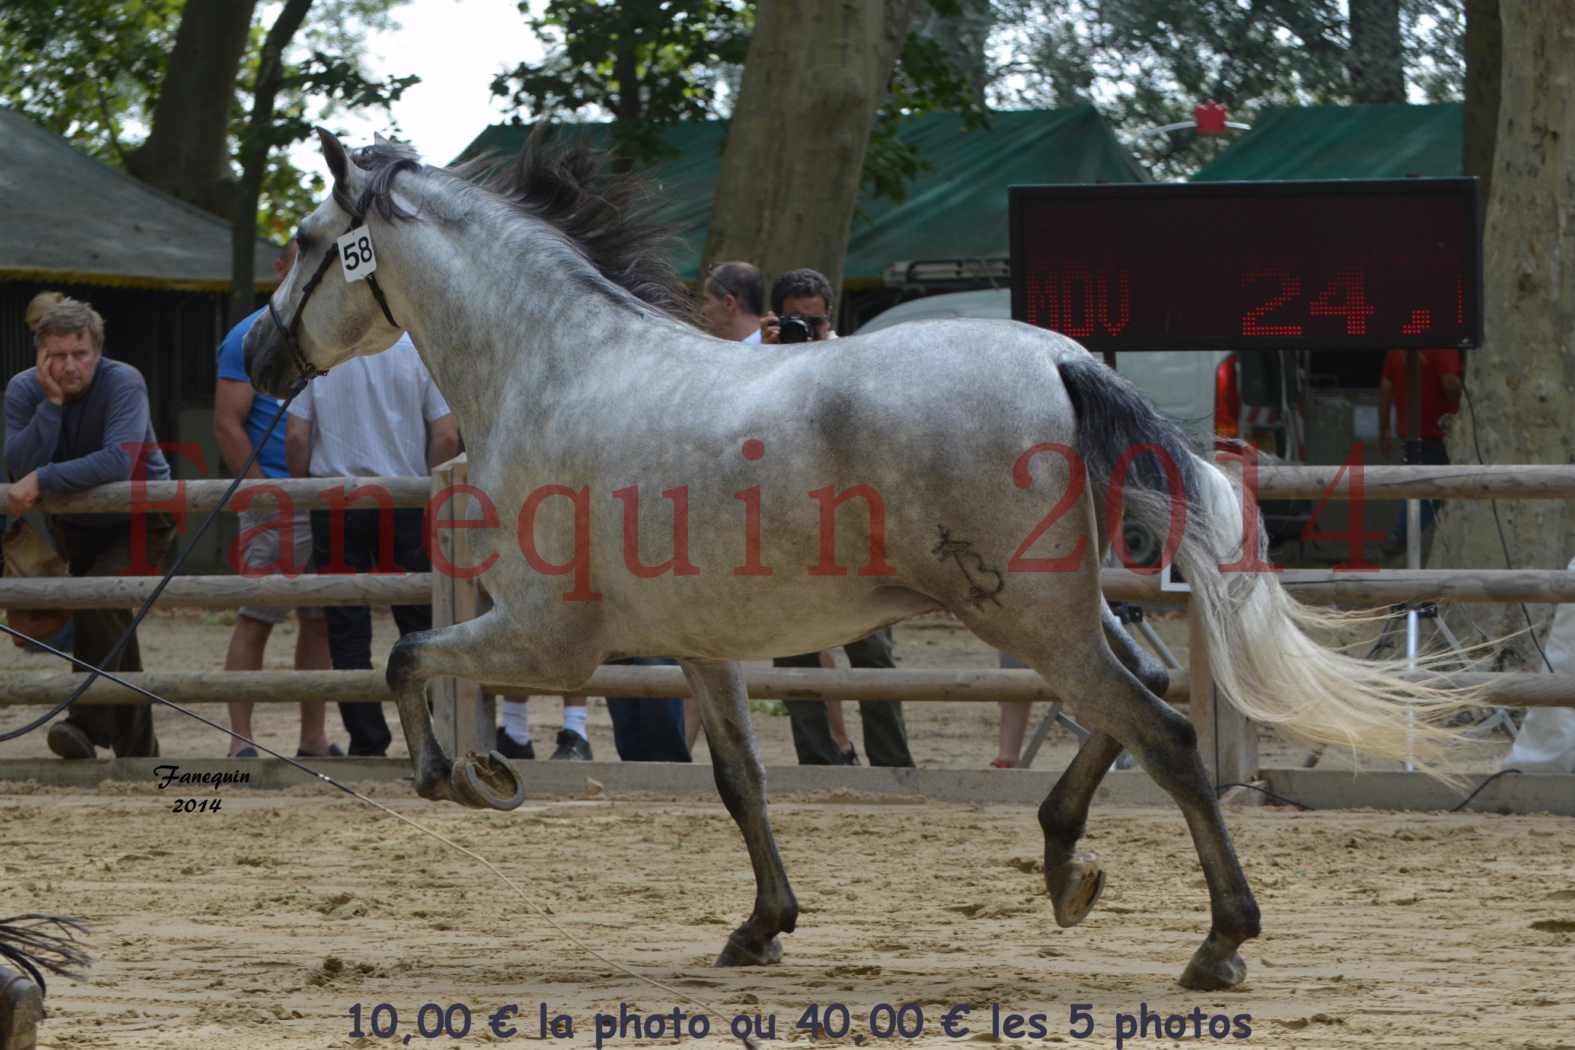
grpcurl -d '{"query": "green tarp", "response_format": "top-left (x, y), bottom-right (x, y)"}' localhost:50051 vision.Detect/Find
top-left (1191, 102), bottom-right (1463, 182)
top-left (457, 105), bottom-right (1148, 283)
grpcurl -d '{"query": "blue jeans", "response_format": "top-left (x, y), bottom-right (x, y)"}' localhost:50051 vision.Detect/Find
top-left (605, 657), bottom-right (691, 762)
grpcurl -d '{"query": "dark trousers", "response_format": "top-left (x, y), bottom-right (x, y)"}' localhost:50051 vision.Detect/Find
top-left (775, 627), bottom-right (914, 767)
top-left (311, 507), bottom-right (432, 756)
top-left (1391, 438), bottom-right (1450, 541)
top-left (51, 517), bottom-right (174, 757)
top-left (605, 657), bottom-right (691, 762)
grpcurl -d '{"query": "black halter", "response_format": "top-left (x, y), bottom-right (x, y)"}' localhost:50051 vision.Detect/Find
top-left (268, 212), bottom-right (401, 382)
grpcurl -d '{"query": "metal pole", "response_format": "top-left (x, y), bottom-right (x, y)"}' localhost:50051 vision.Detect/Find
top-left (1404, 348), bottom-right (1423, 771)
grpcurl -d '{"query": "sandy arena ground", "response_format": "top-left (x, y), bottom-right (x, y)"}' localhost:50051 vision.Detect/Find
top-left (1, 787), bottom-right (1572, 1050)
top-left (5, 610), bottom-right (1566, 1050)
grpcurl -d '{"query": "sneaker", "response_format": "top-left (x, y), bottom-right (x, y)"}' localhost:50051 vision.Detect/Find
top-left (550, 729), bottom-right (592, 761)
top-left (495, 726), bottom-right (535, 760)
top-left (841, 745), bottom-right (861, 766)
top-left (46, 721), bottom-right (95, 760)
top-left (0, 965), bottom-right (44, 1050)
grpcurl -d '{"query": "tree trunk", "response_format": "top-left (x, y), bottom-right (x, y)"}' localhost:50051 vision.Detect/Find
top-left (610, 39), bottom-right (643, 174)
top-left (1345, 0), bottom-right (1406, 103)
top-left (229, 0), bottom-right (315, 327)
top-left (702, 0), bottom-right (920, 316)
top-left (1463, 0), bottom-right (1503, 207)
top-left (125, 0), bottom-right (257, 217)
top-left (1429, 1), bottom-right (1575, 667)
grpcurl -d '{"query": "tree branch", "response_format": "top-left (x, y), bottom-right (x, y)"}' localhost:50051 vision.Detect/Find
top-left (91, 78), bottom-right (129, 168)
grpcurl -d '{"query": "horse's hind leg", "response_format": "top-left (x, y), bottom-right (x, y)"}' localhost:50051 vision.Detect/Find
top-left (680, 658), bottom-right (798, 966)
top-left (1015, 641), bottom-right (1259, 991)
top-left (1040, 602), bottom-right (1171, 928)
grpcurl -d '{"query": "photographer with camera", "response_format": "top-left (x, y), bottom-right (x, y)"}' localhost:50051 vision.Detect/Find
top-left (759, 267), bottom-right (837, 345)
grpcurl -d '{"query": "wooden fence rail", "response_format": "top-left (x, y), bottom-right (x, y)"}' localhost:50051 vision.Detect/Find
top-left (3, 667), bottom-right (1572, 709)
top-left (0, 476), bottom-right (432, 514)
top-left (1253, 463), bottom-right (1575, 500)
top-left (9, 569), bottom-right (1575, 611)
top-left (6, 464), bottom-right (1575, 512)
top-left (0, 573), bottom-right (431, 609)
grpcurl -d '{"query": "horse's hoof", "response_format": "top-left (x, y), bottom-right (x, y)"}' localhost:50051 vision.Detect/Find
top-left (415, 766), bottom-right (453, 803)
top-left (1046, 857), bottom-right (1105, 928)
top-left (1179, 947), bottom-right (1247, 991)
top-left (450, 751), bottom-right (526, 811)
top-left (714, 931), bottom-right (782, 967)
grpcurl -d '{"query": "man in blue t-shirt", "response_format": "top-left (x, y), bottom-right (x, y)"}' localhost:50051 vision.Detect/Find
top-left (213, 242), bottom-right (339, 759)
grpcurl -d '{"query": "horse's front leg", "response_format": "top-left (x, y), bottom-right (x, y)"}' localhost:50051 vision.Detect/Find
top-left (386, 610), bottom-right (592, 811)
top-left (680, 658), bottom-right (798, 966)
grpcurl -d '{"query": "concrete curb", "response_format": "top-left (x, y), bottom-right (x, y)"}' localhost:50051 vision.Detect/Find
top-left (1, 759), bottom-right (1569, 813)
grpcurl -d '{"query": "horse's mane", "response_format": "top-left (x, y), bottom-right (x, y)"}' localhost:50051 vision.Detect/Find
top-left (346, 132), bottom-right (696, 325)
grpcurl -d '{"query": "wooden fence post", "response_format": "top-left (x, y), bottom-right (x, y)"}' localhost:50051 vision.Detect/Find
top-left (429, 456), bottom-right (494, 757)
top-left (429, 459), bottom-right (459, 756)
top-left (1188, 595), bottom-right (1258, 789)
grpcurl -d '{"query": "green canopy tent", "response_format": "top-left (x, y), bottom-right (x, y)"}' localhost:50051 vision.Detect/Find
top-left (1191, 102), bottom-right (1462, 182)
top-left (456, 105), bottom-right (1147, 322)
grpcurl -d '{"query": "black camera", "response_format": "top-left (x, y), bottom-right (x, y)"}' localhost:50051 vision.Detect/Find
top-left (778, 314), bottom-right (816, 344)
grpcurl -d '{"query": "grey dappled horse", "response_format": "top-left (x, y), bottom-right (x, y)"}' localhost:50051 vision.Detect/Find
top-left (246, 129), bottom-right (1476, 991)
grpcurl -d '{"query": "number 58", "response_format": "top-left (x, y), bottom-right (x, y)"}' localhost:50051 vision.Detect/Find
top-left (344, 236), bottom-right (372, 270)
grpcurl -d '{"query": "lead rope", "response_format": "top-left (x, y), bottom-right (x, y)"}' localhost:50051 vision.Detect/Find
top-left (1, 396), bottom-right (757, 1050)
top-left (0, 624), bottom-right (758, 1048)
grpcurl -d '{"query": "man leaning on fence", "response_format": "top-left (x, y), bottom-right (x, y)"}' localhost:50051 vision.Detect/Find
top-left (4, 298), bottom-right (174, 759)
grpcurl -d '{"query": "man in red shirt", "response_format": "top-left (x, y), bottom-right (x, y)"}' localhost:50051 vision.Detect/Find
top-left (1378, 349), bottom-right (1463, 555)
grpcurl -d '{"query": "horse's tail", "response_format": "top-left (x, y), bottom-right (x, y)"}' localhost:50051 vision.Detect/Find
top-left (1055, 353), bottom-right (1481, 778)
top-left (0, 914), bottom-right (90, 996)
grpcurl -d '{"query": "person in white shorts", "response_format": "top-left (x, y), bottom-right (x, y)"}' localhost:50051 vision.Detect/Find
top-left (214, 271), bottom-right (337, 759)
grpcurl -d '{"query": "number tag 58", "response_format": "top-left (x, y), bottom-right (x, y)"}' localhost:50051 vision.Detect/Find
top-left (337, 226), bottom-right (378, 283)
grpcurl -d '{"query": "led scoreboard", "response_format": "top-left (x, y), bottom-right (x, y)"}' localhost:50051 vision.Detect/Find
top-left (1008, 179), bottom-right (1482, 352)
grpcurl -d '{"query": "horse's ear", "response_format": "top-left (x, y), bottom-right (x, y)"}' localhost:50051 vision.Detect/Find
top-left (316, 126), bottom-right (350, 185)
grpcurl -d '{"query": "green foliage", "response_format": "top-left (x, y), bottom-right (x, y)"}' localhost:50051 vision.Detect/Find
top-left (0, 0), bottom-right (415, 237)
top-left (491, 0), bottom-right (754, 166)
top-left (992, 0), bottom-right (1466, 178)
top-left (492, 0), bottom-right (990, 204)
top-left (247, 48), bottom-right (419, 240)
top-left (866, 28), bottom-right (993, 207)
top-left (0, 0), bottom-right (182, 165)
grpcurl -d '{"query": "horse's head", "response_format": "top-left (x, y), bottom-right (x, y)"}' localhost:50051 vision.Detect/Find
top-left (245, 128), bottom-right (412, 396)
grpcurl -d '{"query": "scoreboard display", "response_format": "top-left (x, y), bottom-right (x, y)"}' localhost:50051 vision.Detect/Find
top-left (1008, 179), bottom-right (1482, 352)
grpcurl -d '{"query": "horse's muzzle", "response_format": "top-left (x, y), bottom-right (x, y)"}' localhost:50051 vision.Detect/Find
top-left (243, 312), bottom-right (297, 397)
